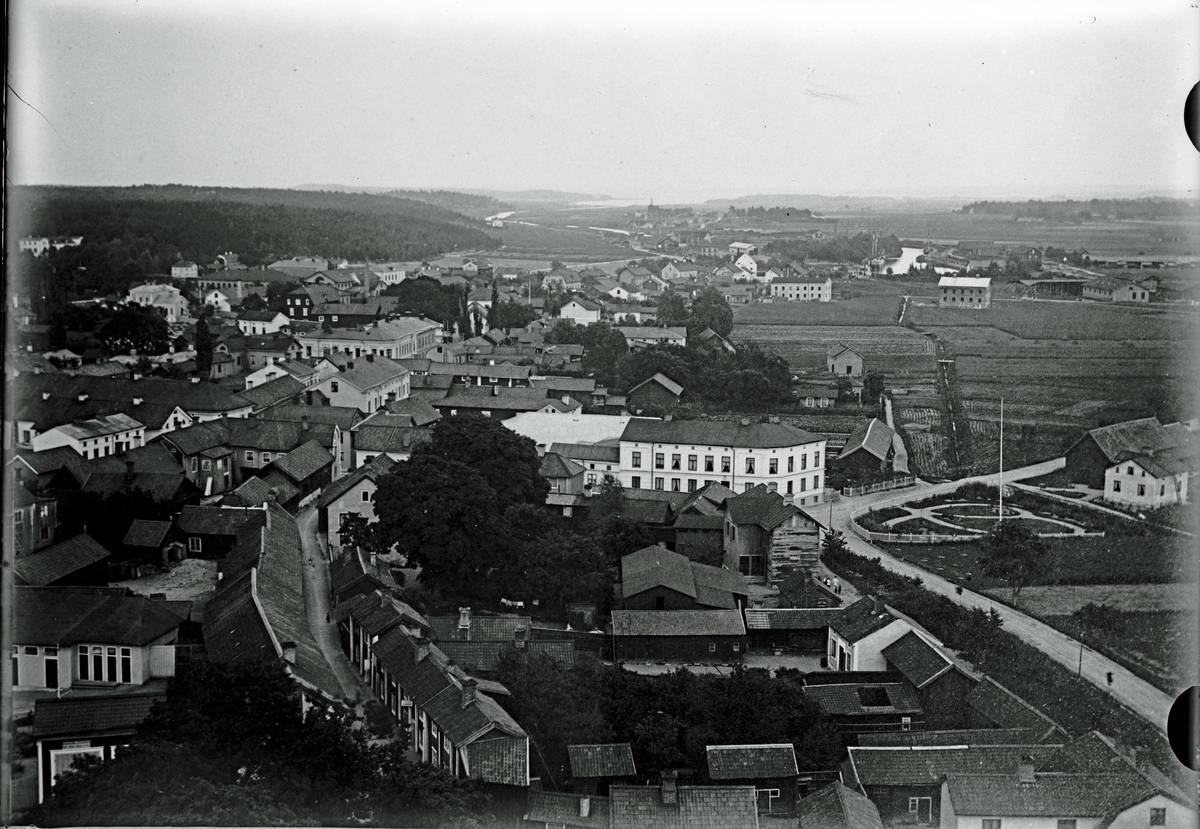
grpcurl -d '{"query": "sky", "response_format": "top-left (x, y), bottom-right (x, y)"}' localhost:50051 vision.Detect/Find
top-left (8, 0), bottom-right (1199, 202)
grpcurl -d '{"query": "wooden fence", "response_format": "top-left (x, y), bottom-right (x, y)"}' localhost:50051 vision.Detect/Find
top-left (842, 476), bottom-right (917, 497)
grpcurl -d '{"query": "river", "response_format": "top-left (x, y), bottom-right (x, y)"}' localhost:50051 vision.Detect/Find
top-left (882, 246), bottom-right (958, 275)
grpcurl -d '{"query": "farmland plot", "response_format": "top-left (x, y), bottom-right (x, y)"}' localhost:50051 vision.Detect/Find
top-left (734, 293), bottom-right (902, 326)
top-left (908, 299), bottom-right (1200, 342)
top-left (734, 325), bottom-right (937, 379)
top-left (894, 406), bottom-right (952, 478)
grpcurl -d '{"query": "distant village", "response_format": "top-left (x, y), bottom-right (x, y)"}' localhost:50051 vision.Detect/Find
top-left (7, 227), bottom-right (1197, 828)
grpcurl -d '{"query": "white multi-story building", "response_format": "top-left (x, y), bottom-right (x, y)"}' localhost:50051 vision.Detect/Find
top-left (938, 276), bottom-right (991, 308)
top-left (295, 318), bottom-right (442, 361)
top-left (125, 283), bottom-right (190, 322)
top-left (312, 355), bottom-right (410, 413)
top-left (171, 260), bottom-right (200, 280)
top-left (18, 236), bottom-right (84, 257)
top-left (618, 418), bottom-right (827, 505)
top-left (29, 413), bottom-right (145, 459)
top-left (1105, 457), bottom-right (1190, 510)
top-left (769, 275), bottom-right (832, 302)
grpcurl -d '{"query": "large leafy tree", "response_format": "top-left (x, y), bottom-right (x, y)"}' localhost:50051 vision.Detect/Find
top-left (413, 414), bottom-right (547, 508)
top-left (97, 303), bottom-right (170, 356)
top-left (380, 277), bottom-right (461, 328)
top-left (979, 519), bottom-right (1051, 603)
top-left (687, 287), bottom-right (734, 338)
top-left (193, 310), bottom-right (215, 376)
top-left (487, 299), bottom-right (539, 331)
top-left (656, 290), bottom-right (689, 327)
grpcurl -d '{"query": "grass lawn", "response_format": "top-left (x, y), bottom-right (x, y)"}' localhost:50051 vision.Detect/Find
top-left (1039, 610), bottom-right (1197, 694)
top-left (947, 515), bottom-right (1079, 534)
top-left (907, 298), bottom-right (1199, 341)
top-left (733, 294), bottom-right (903, 326)
top-left (880, 532), bottom-right (1197, 588)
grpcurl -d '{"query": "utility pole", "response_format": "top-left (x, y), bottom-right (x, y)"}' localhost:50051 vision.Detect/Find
top-left (998, 397), bottom-right (1004, 522)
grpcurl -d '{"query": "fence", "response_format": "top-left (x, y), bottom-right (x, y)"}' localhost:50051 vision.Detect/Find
top-left (849, 522), bottom-right (981, 545)
top-left (842, 476), bottom-right (917, 497)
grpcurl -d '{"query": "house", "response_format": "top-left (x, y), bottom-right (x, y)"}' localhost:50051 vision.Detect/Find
top-left (382, 396), bottom-right (442, 427)
top-left (203, 289), bottom-right (233, 312)
top-left (552, 441), bottom-right (622, 488)
top-left (13, 585), bottom-right (184, 694)
top-left (1083, 277), bottom-right (1152, 303)
top-left (315, 454), bottom-right (397, 547)
top-left (802, 674), bottom-right (925, 739)
top-left (770, 274), bottom-right (833, 302)
top-left (724, 484), bottom-right (823, 581)
top-left (610, 305), bottom-right (658, 324)
top-left (225, 414), bottom-right (343, 482)
top-left (175, 504), bottom-right (264, 559)
top-left (433, 385), bottom-right (582, 420)
top-left (826, 597), bottom-right (914, 671)
top-left (616, 326), bottom-right (687, 350)
top-left (729, 241), bottom-right (758, 258)
top-left (264, 439), bottom-right (334, 506)
top-left (612, 609), bottom-right (747, 663)
top-left (661, 261), bottom-right (699, 281)
top-left (523, 790), bottom-right (609, 829)
top-left (540, 452), bottom-right (587, 501)
top-left (619, 418), bottom-right (826, 501)
top-left (285, 283), bottom-right (341, 318)
top-left (695, 327), bottom-right (736, 354)
top-left (171, 260), bottom-right (199, 279)
top-left (722, 284), bottom-right (756, 305)
top-left (844, 743), bottom-right (1060, 826)
top-left (271, 403), bottom-right (363, 470)
top-left (795, 385), bottom-right (838, 409)
top-left (568, 743), bottom-right (638, 795)
top-left (157, 420), bottom-right (235, 497)
top-left (244, 334), bottom-right (303, 369)
top-left (17, 373), bottom-right (252, 429)
top-left (837, 419), bottom-right (896, 475)
top-left (559, 298), bottom-right (603, 326)
top-left (1064, 417), bottom-right (1198, 504)
top-left (351, 419), bottom-right (432, 467)
top-left (122, 519), bottom-right (182, 569)
top-left (30, 413), bottom-right (146, 459)
top-left (626, 372), bottom-right (685, 414)
top-left (203, 501), bottom-right (343, 702)
top-left (11, 483), bottom-right (60, 555)
top-left (828, 344), bottom-right (864, 377)
top-left (426, 608), bottom-right (571, 673)
top-left (620, 544), bottom-right (749, 611)
top-left (938, 277), bottom-right (992, 309)
top-left (13, 533), bottom-right (113, 587)
top-left (743, 607), bottom-right (842, 654)
top-left (616, 266), bottom-right (653, 286)
top-left (796, 780), bottom-right (885, 829)
top-left (125, 283), bottom-right (190, 321)
top-left (31, 692), bottom-right (166, 804)
top-left (311, 355), bottom-right (410, 413)
top-left (18, 235), bottom-right (84, 256)
top-left (244, 359), bottom-right (319, 389)
top-left (707, 743), bottom-right (800, 815)
top-left (236, 310), bottom-right (290, 336)
top-left (881, 630), bottom-right (977, 729)
top-left (427, 361), bottom-right (532, 388)
top-left (609, 775), bottom-right (761, 829)
top-left (295, 317), bottom-right (443, 361)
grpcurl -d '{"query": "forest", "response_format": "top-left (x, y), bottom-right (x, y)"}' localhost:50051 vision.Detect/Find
top-left (764, 231), bottom-right (903, 264)
top-left (958, 198), bottom-right (1200, 221)
top-left (380, 188), bottom-right (511, 214)
top-left (723, 205), bottom-right (817, 221)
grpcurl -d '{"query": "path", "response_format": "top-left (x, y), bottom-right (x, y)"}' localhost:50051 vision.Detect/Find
top-left (880, 502), bottom-right (1088, 536)
top-left (883, 396), bottom-right (910, 475)
top-left (297, 506), bottom-right (371, 702)
top-left (827, 458), bottom-right (1177, 729)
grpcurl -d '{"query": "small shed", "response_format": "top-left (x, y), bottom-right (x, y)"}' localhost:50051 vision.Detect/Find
top-left (707, 743), bottom-right (800, 815)
top-left (827, 344), bottom-right (863, 377)
top-left (611, 609), bottom-right (747, 663)
top-left (625, 372), bottom-right (685, 414)
top-left (122, 519), bottom-right (183, 570)
top-left (836, 419), bottom-right (895, 475)
top-left (568, 743), bottom-right (638, 795)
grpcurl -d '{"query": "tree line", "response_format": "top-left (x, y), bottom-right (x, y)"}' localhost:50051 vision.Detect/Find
top-left (765, 232), bottom-right (903, 264)
top-left (959, 198), bottom-right (1199, 221)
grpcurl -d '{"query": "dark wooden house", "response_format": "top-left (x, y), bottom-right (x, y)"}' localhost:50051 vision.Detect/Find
top-left (706, 743), bottom-right (800, 816)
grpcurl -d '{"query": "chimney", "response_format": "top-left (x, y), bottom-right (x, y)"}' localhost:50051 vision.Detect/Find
top-left (514, 627), bottom-right (527, 649)
top-left (579, 797), bottom-right (591, 818)
top-left (461, 678), bottom-right (478, 708)
top-left (281, 641), bottom-right (297, 665)
top-left (1017, 755), bottom-right (1035, 785)
top-left (346, 360), bottom-right (354, 371)
top-left (301, 415), bottom-right (309, 431)
top-left (191, 377), bottom-right (201, 384)
top-left (42, 392), bottom-right (51, 400)
top-left (125, 459), bottom-right (136, 481)
top-left (660, 770), bottom-right (678, 805)
top-left (366, 354), bottom-right (374, 362)
top-left (133, 396), bottom-right (144, 406)
top-left (458, 607), bottom-right (471, 638)
top-left (77, 393), bottom-right (89, 402)
top-left (413, 636), bottom-right (431, 664)
top-left (369, 551), bottom-right (378, 570)
top-left (740, 418), bottom-right (751, 426)
top-left (267, 488), bottom-right (278, 502)
top-left (872, 596), bottom-right (885, 615)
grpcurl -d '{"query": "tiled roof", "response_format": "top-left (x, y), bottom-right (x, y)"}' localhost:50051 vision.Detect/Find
top-left (967, 678), bottom-right (1066, 737)
top-left (54, 412), bottom-right (144, 440)
top-left (881, 631), bottom-right (954, 688)
top-left (540, 452), bottom-right (586, 479)
top-left (609, 784), bottom-right (760, 829)
top-left (795, 780), bottom-right (883, 829)
top-left (744, 608), bottom-right (841, 630)
top-left (627, 372), bottom-right (685, 398)
top-left (13, 534), bottom-right (113, 586)
top-left (18, 374), bottom-right (252, 416)
top-left (839, 419), bottom-right (895, 463)
top-left (15, 585), bottom-right (184, 645)
top-left (177, 504), bottom-right (262, 536)
top-left (611, 609), bottom-right (746, 637)
top-left (1084, 417), bottom-right (1178, 465)
top-left (160, 421), bottom-right (230, 456)
top-left (846, 745), bottom-right (1060, 787)
top-left (465, 735), bottom-right (530, 787)
top-left (828, 597), bottom-right (903, 643)
top-left (271, 439), bottom-right (333, 482)
top-left (314, 454), bottom-right (396, 509)
top-left (1037, 732), bottom-right (1183, 798)
top-left (270, 404), bottom-right (363, 430)
top-left (803, 683), bottom-right (923, 716)
top-left (352, 424), bottom-right (432, 454)
top-left (228, 475), bottom-right (294, 508)
top-left (427, 614), bottom-right (531, 642)
top-left (944, 773), bottom-right (1147, 817)
top-left (237, 375), bottom-right (306, 409)
top-left (620, 419), bottom-right (819, 450)
top-left (622, 545), bottom-right (697, 600)
top-left (122, 520), bottom-right (173, 549)
top-left (524, 790), bottom-right (610, 829)
top-left (226, 418), bottom-right (311, 453)
top-left (32, 692), bottom-right (165, 739)
top-left (569, 743), bottom-right (638, 778)
top-left (726, 484), bottom-right (799, 530)
top-left (381, 396), bottom-right (442, 426)
top-left (674, 514), bottom-right (725, 530)
top-left (707, 744), bottom-right (798, 779)
top-left (857, 728), bottom-right (1041, 747)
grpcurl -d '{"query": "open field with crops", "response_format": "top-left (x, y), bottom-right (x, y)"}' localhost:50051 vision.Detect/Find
top-left (734, 293), bottom-right (902, 326)
top-left (907, 297), bottom-right (1199, 341)
top-left (733, 324), bottom-right (937, 377)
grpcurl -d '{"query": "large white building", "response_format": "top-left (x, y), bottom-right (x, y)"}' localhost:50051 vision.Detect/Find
top-left (769, 274), bottom-right (832, 302)
top-left (312, 355), bottom-right (410, 413)
top-left (18, 236), bottom-right (84, 257)
top-left (30, 413), bottom-right (146, 458)
top-left (125, 283), bottom-right (190, 322)
top-left (618, 418), bottom-right (827, 504)
top-left (938, 276), bottom-right (991, 308)
top-left (295, 318), bottom-right (442, 361)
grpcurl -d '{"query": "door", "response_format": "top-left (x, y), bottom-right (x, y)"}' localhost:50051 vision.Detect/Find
top-left (44, 657), bottom-right (58, 689)
top-left (908, 797), bottom-right (932, 823)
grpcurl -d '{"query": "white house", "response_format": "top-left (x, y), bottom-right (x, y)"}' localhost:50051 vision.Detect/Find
top-left (728, 242), bottom-right (757, 259)
top-left (938, 276), bottom-right (992, 308)
top-left (559, 298), bottom-right (602, 326)
top-left (618, 418), bottom-right (827, 504)
top-left (616, 327), bottom-right (687, 349)
top-left (312, 355), bottom-right (411, 413)
top-left (171, 260), bottom-right (199, 280)
top-left (314, 455), bottom-right (397, 547)
top-left (203, 289), bottom-right (232, 313)
top-left (244, 359), bottom-right (320, 390)
top-left (1105, 456), bottom-right (1190, 510)
top-left (19, 236), bottom-right (84, 257)
top-left (236, 310), bottom-right (290, 336)
top-left (369, 262), bottom-right (410, 285)
top-left (826, 597), bottom-right (912, 671)
top-left (296, 318), bottom-right (443, 361)
top-left (125, 283), bottom-right (190, 322)
top-left (30, 414), bottom-right (145, 459)
top-left (769, 274), bottom-right (832, 302)
top-left (734, 253), bottom-right (759, 278)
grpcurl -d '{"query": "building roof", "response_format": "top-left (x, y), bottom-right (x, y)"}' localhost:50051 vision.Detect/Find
top-left (540, 452), bottom-right (587, 479)
top-left (796, 780), bottom-right (884, 829)
top-left (743, 608), bottom-right (842, 630)
top-left (803, 682), bottom-right (923, 716)
top-left (159, 421), bottom-right (231, 456)
top-left (967, 678), bottom-right (1067, 738)
top-left (53, 412), bottom-right (144, 440)
top-left (846, 745), bottom-right (1060, 788)
top-left (13, 534), bottom-right (113, 586)
top-left (381, 396), bottom-right (442, 426)
top-left (943, 773), bottom-right (1148, 817)
top-left (611, 609), bottom-right (746, 637)
top-left (857, 729), bottom-right (1042, 747)
top-left (839, 419), bottom-right (895, 463)
top-left (608, 784), bottom-right (760, 829)
top-left (122, 519), bottom-right (173, 549)
top-left (880, 630), bottom-right (955, 688)
top-left (707, 744), bottom-right (798, 779)
top-left (177, 504), bottom-right (263, 536)
top-left (628, 372), bottom-right (685, 399)
top-left (237, 375), bottom-right (306, 409)
top-left (826, 597), bottom-right (904, 643)
top-left (726, 484), bottom-right (800, 530)
top-left (1083, 417), bottom-right (1196, 466)
top-left (939, 276), bottom-right (992, 289)
top-left (621, 419), bottom-right (819, 449)
top-left (569, 743), bottom-right (638, 779)
top-left (524, 790), bottom-right (610, 829)
top-left (621, 544), bottom-right (697, 599)
top-left (270, 404), bottom-right (363, 430)
top-left (551, 442), bottom-right (623, 464)
top-left (32, 692), bottom-right (166, 739)
top-left (1038, 731), bottom-right (1185, 797)
top-left (314, 455), bottom-right (397, 509)
top-left (271, 439), bottom-right (333, 482)
top-left (15, 585), bottom-right (184, 645)
top-left (352, 424), bottom-right (432, 454)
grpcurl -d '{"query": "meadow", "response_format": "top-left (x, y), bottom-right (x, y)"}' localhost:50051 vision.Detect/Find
top-left (733, 293), bottom-right (902, 326)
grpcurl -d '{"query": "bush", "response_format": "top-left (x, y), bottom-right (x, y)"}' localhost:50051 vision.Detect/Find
top-left (1073, 602), bottom-right (1125, 634)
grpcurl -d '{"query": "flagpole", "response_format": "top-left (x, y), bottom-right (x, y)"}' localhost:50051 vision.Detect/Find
top-left (998, 397), bottom-right (1004, 522)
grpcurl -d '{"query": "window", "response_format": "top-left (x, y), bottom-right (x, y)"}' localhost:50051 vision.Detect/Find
top-left (788, 456), bottom-right (794, 472)
top-left (901, 715), bottom-right (912, 731)
top-left (1150, 808), bottom-right (1166, 826)
top-left (687, 455), bottom-right (697, 471)
top-left (983, 820), bottom-right (1002, 829)
top-left (24, 646), bottom-right (38, 656)
top-left (1058, 821), bottom-right (1077, 829)
top-left (704, 455), bottom-right (714, 472)
top-left (331, 381), bottom-right (339, 393)
top-left (654, 477), bottom-right (664, 491)
top-left (721, 456), bottom-right (731, 473)
top-left (671, 454), bottom-right (681, 470)
top-left (745, 457), bottom-right (755, 474)
top-left (1113, 480), bottom-right (1121, 492)
top-left (245, 451), bottom-right (255, 462)
top-left (188, 537), bottom-right (202, 553)
top-left (201, 459), bottom-right (212, 471)
top-left (786, 481), bottom-right (793, 495)
top-left (671, 478), bottom-right (680, 492)
top-left (190, 458), bottom-right (198, 472)
top-left (1138, 484), bottom-right (1146, 496)
top-left (768, 483), bottom-right (777, 492)
top-left (121, 648), bottom-right (132, 684)
top-left (1127, 466), bottom-right (1134, 475)
top-left (79, 646), bottom-right (90, 680)
top-left (688, 479), bottom-right (697, 492)
top-left (1161, 485), bottom-right (1166, 496)
top-left (631, 476), bottom-right (641, 489)
top-left (800, 478), bottom-right (807, 492)
top-left (801, 454), bottom-right (808, 470)
top-left (632, 451), bottom-right (642, 468)
top-left (361, 490), bottom-right (372, 502)
top-left (769, 458), bottom-right (778, 474)
top-left (814, 474), bottom-right (820, 490)
top-left (708, 642), bottom-right (716, 653)
top-left (756, 788), bottom-right (781, 812)
top-left (655, 453), bottom-right (665, 469)
top-left (732, 642), bottom-right (740, 652)
top-left (814, 452), bottom-right (820, 467)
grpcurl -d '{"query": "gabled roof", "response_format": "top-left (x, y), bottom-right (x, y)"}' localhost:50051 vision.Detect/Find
top-left (271, 439), bottom-right (333, 482)
top-left (795, 780), bottom-right (884, 829)
top-left (804, 682), bottom-right (923, 716)
top-left (539, 452), bottom-right (586, 479)
top-left (569, 743), bottom-right (637, 778)
top-left (122, 519), bottom-right (173, 549)
top-left (315, 455), bottom-right (397, 509)
top-left (846, 745), bottom-right (1060, 788)
top-left (381, 396), bottom-right (442, 426)
top-left (827, 343), bottom-right (862, 359)
top-left (620, 419), bottom-right (819, 450)
top-left (967, 678), bottom-right (1067, 739)
top-left (943, 773), bottom-right (1148, 817)
top-left (427, 614), bottom-right (531, 643)
top-left (839, 419), bottom-right (895, 463)
top-left (828, 597), bottom-right (904, 642)
top-left (707, 744), bottom-right (798, 779)
top-left (270, 403), bottom-right (363, 430)
top-left (622, 544), bottom-right (697, 599)
top-left (177, 504), bottom-right (262, 536)
top-left (33, 692), bottom-right (166, 739)
top-left (611, 609), bottom-right (746, 637)
top-left (352, 424), bottom-right (432, 454)
top-left (550, 442), bottom-right (623, 464)
top-left (627, 372), bottom-right (685, 399)
top-left (938, 276), bottom-right (992, 288)
top-left (159, 421), bottom-right (230, 456)
top-left (726, 484), bottom-right (799, 530)
top-left (524, 791), bottom-right (610, 829)
top-left (1083, 417), bottom-right (1190, 466)
top-left (14, 534), bottom-right (113, 586)
top-left (237, 375), bottom-right (306, 409)
top-left (743, 608), bottom-right (842, 630)
top-left (881, 630), bottom-right (955, 688)
top-left (857, 728), bottom-right (1042, 747)
top-left (609, 784), bottom-right (760, 829)
top-left (16, 585), bottom-right (184, 645)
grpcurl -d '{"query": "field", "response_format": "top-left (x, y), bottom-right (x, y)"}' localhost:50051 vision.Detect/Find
top-left (906, 297), bottom-right (1199, 341)
top-left (482, 220), bottom-right (634, 259)
top-left (734, 293), bottom-right (902, 326)
top-left (892, 407), bottom-right (953, 478)
top-left (733, 324), bottom-right (936, 378)
top-left (1043, 610), bottom-right (1198, 694)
